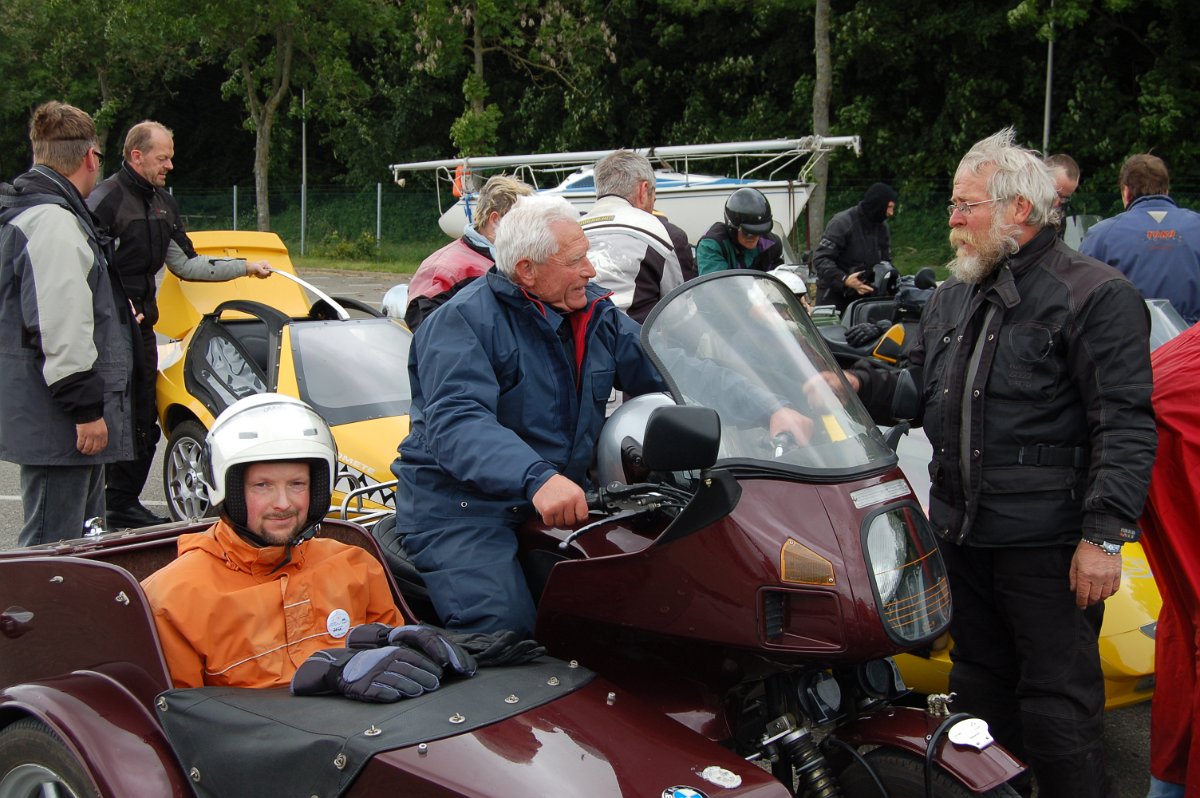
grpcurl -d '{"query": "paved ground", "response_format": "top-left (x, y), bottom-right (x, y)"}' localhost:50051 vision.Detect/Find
top-left (0, 267), bottom-right (1153, 796)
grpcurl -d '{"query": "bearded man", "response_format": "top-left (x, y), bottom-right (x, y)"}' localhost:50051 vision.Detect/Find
top-left (840, 128), bottom-right (1156, 798)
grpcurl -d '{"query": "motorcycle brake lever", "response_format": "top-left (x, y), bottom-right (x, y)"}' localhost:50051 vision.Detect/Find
top-left (558, 505), bottom-right (663, 551)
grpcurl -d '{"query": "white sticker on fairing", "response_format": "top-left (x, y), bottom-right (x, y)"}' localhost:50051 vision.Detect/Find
top-left (947, 717), bottom-right (994, 750)
top-left (700, 766), bottom-right (742, 788)
top-left (850, 479), bottom-right (910, 509)
top-left (327, 609), bottom-right (351, 639)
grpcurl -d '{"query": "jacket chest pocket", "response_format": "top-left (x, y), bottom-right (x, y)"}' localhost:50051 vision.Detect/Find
top-left (987, 322), bottom-right (1061, 401)
top-left (921, 323), bottom-right (955, 397)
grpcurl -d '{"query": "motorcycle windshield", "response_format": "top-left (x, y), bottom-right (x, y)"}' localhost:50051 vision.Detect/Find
top-left (642, 272), bottom-right (894, 476)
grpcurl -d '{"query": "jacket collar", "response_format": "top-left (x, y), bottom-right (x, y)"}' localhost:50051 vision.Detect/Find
top-left (977, 226), bottom-right (1057, 309)
top-left (1127, 194), bottom-right (1176, 211)
top-left (485, 267), bottom-right (611, 326)
top-left (180, 518), bottom-right (309, 577)
top-left (119, 160), bottom-right (158, 199)
top-left (8, 166), bottom-right (99, 236)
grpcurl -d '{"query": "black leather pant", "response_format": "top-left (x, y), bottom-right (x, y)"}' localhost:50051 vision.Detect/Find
top-left (941, 541), bottom-right (1115, 798)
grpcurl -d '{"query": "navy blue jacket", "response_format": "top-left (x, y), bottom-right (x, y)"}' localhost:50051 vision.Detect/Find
top-left (393, 270), bottom-right (665, 527)
top-left (1080, 194), bottom-right (1200, 324)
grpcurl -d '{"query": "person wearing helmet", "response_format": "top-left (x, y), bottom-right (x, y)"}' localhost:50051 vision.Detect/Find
top-left (140, 394), bottom-right (407, 689)
top-left (812, 182), bottom-right (898, 313)
top-left (696, 187), bottom-right (785, 275)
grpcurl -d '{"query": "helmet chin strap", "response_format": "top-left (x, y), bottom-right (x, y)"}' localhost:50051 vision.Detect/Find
top-left (218, 507), bottom-right (321, 574)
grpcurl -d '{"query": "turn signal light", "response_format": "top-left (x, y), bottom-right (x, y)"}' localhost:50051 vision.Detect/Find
top-left (780, 538), bottom-right (836, 586)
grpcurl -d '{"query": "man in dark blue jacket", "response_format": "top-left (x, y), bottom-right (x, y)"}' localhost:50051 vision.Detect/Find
top-left (1080, 154), bottom-right (1200, 325)
top-left (392, 195), bottom-right (811, 636)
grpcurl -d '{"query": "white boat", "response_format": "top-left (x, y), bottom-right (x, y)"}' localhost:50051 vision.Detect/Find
top-left (389, 136), bottom-right (861, 244)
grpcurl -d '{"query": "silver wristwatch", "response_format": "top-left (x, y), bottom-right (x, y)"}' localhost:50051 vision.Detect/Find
top-left (1082, 538), bottom-right (1123, 556)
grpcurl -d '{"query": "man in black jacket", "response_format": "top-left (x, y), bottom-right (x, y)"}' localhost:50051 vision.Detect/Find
top-left (813, 182), bottom-right (897, 312)
top-left (88, 121), bottom-right (271, 529)
top-left (839, 129), bottom-right (1155, 797)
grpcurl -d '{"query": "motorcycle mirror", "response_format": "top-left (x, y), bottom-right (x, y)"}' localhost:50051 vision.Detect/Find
top-left (642, 405), bottom-right (721, 472)
top-left (892, 368), bottom-right (922, 422)
top-left (914, 267), bottom-right (937, 290)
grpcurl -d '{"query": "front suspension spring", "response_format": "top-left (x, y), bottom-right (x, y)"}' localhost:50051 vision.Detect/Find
top-left (779, 727), bottom-right (842, 798)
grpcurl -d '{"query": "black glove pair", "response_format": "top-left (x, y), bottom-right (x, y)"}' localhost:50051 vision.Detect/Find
top-left (845, 321), bottom-right (888, 348)
top-left (349, 623), bottom-right (545, 669)
top-left (291, 625), bottom-right (477, 703)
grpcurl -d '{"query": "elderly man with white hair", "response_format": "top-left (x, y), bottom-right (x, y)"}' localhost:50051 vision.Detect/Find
top-left (842, 129), bottom-right (1156, 798)
top-left (390, 194), bottom-right (812, 640)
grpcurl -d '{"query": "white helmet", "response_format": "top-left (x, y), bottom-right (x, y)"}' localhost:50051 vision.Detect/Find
top-left (203, 394), bottom-right (337, 534)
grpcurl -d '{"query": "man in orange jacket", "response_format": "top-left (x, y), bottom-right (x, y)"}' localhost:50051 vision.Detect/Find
top-left (141, 395), bottom-right (406, 689)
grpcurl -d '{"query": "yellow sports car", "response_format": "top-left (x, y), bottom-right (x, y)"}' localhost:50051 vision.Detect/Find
top-left (155, 231), bottom-right (408, 525)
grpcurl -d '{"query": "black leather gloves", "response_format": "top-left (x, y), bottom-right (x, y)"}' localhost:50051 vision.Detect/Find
top-left (291, 645), bottom-right (442, 702)
top-left (349, 623), bottom-right (545, 668)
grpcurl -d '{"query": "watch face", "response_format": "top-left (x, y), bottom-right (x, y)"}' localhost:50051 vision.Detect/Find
top-left (1102, 541), bottom-right (1122, 554)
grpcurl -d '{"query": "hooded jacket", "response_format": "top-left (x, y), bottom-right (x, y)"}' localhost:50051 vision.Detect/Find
top-left (853, 228), bottom-right (1155, 547)
top-left (813, 182), bottom-right (897, 311)
top-left (141, 518), bottom-right (405, 688)
top-left (0, 166), bottom-right (134, 466)
top-left (393, 269), bottom-right (666, 528)
top-left (404, 227), bottom-right (494, 331)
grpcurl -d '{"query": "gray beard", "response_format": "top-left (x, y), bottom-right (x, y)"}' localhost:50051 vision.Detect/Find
top-left (948, 252), bottom-right (1000, 284)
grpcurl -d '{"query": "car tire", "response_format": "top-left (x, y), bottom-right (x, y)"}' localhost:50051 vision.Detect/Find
top-left (163, 420), bottom-right (215, 522)
top-left (0, 718), bottom-right (98, 798)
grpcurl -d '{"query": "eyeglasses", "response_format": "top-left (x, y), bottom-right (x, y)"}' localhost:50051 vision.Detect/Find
top-left (947, 198), bottom-right (999, 217)
top-left (91, 147), bottom-right (105, 166)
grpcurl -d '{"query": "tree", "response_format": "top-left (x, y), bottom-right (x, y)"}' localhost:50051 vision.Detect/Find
top-left (808, 0), bottom-right (832, 252)
top-left (191, 0), bottom-right (397, 230)
top-left (405, 0), bottom-right (616, 156)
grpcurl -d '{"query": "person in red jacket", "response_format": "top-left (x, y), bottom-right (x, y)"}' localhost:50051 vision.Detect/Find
top-left (404, 175), bottom-right (533, 331)
top-left (1141, 323), bottom-right (1200, 797)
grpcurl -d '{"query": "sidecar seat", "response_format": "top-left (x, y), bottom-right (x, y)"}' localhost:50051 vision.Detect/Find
top-left (370, 514), bottom-right (441, 624)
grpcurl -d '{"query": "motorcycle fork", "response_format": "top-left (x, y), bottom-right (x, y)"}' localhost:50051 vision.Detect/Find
top-left (759, 674), bottom-right (842, 798)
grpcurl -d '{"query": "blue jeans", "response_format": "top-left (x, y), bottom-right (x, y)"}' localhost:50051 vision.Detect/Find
top-left (1146, 776), bottom-right (1185, 798)
top-left (19, 464), bottom-right (105, 547)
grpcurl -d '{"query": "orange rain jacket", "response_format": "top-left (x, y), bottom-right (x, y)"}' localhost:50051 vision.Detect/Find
top-left (141, 520), bottom-right (405, 689)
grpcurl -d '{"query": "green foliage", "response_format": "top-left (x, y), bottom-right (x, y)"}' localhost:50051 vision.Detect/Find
top-left (1, 0), bottom-right (1197, 220)
top-left (310, 230), bottom-right (379, 260)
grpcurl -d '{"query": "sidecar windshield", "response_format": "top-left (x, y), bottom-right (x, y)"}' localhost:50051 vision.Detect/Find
top-left (642, 272), bottom-right (895, 476)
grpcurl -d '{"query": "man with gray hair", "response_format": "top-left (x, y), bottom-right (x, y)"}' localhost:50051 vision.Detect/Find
top-left (580, 149), bottom-right (684, 322)
top-left (392, 194), bottom-right (667, 636)
top-left (841, 128), bottom-right (1155, 797)
top-left (391, 194), bottom-right (812, 637)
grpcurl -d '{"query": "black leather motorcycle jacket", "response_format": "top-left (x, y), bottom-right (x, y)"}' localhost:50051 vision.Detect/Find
top-left (855, 228), bottom-right (1155, 547)
top-left (88, 162), bottom-right (197, 326)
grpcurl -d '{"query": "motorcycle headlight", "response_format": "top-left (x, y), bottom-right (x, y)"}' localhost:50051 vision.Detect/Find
top-left (862, 506), bottom-right (951, 645)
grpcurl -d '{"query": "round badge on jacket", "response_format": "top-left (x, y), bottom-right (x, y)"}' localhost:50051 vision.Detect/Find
top-left (326, 609), bottom-right (351, 638)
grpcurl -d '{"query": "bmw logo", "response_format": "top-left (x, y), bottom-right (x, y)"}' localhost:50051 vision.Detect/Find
top-left (662, 789), bottom-right (708, 798)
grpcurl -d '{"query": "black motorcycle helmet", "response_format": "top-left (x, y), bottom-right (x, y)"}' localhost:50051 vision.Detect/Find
top-left (724, 188), bottom-right (773, 235)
